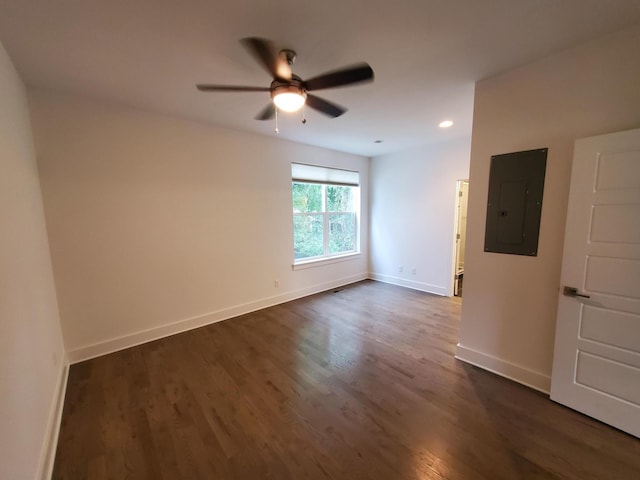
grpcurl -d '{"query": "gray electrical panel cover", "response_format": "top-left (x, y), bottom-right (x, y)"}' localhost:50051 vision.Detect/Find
top-left (484, 148), bottom-right (547, 256)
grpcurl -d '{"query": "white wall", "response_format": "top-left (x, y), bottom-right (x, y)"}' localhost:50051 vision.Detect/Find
top-left (0, 44), bottom-right (66, 480)
top-left (369, 138), bottom-right (471, 295)
top-left (457, 24), bottom-right (640, 392)
top-left (29, 90), bottom-right (370, 362)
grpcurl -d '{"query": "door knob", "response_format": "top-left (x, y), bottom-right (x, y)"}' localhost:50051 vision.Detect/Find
top-left (563, 286), bottom-right (590, 298)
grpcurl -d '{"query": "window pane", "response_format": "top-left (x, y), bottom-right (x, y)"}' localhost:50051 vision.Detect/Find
top-left (292, 183), bottom-right (323, 213)
top-left (326, 185), bottom-right (353, 212)
top-left (329, 213), bottom-right (356, 254)
top-left (293, 214), bottom-right (324, 259)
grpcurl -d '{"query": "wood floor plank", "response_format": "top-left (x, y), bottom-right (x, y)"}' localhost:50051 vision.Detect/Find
top-left (52, 280), bottom-right (640, 479)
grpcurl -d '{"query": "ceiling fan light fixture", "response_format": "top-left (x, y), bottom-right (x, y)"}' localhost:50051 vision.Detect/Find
top-left (272, 84), bottom-right (307, 112)
top-left (273, 92), bottom-right (306, 112)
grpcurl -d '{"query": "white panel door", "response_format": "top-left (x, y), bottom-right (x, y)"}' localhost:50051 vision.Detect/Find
top-left (550, 128), bottom-right (640, 438)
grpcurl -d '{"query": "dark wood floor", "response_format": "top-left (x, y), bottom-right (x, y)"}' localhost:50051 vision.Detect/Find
top-left (53, 280), bottom-right (640, 479)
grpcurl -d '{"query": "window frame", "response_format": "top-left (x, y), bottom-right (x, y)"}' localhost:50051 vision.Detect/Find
top-left (291, 165), bottom-right (361, 269)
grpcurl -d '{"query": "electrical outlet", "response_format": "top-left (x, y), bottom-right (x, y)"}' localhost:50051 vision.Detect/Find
top-left (398, 265), bottom-right (403, 273)
top-left (411, 267), bottom-right (417, 275)
top-left (274, 279), bottom-right (280, 288)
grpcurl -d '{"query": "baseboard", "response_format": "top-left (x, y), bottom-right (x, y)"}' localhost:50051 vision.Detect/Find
top-left (455, 343), bottom-right (551, 394)
top-left (39, 358), bottom-right (69, 480)
top-left (368, 272), bottom-right (448, 296)
top-left (66, 273), bottom-right (368, 363)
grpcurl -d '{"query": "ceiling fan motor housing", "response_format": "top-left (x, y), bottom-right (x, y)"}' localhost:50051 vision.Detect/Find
top-left (270, 77), bottom-right (306, 99)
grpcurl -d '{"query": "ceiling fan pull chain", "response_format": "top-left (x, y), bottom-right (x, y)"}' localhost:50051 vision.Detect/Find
top-left (301, 104), bottom-right (307, 124)
top-left (275, 107), bottom-right (279, 134)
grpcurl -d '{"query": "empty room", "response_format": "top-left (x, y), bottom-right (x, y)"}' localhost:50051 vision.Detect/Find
top-left (1, 1), bottom-right (640, 479)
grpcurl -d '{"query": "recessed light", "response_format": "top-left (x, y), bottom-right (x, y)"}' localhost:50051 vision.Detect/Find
top-left (439, 120), bottom-right (453, 128)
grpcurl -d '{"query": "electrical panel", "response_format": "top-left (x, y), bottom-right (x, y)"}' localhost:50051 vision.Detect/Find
top-left (484, 148), bottom-right (547, 256)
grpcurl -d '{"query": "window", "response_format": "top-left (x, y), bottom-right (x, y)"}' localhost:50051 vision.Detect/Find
top-left (292, 164), bottom-right (360, 264)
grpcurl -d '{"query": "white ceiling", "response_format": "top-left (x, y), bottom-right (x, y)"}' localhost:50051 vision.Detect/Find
top-left (1, 1), bottom-right (640, 157)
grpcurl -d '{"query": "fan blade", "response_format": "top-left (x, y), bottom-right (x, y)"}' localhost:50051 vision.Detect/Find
top-left (240, 37), bottom-right (292, 80)
top-left (305, 94), bottom-right (346, 118)
top-left (255, 103), bottom-right (276, 121)
top-left (304, 63), bottom-right (374, 91)
top-left (196, 84), bottom-right (270, 92)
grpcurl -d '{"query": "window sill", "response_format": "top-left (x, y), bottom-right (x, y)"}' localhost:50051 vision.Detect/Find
top-left (292, 252), bottom-right (361, 271)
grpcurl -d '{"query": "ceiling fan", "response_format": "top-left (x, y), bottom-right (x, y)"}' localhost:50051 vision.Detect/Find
top-left (196, 37), bottom-right (374, 121)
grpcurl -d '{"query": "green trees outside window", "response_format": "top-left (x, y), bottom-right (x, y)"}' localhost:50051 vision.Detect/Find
top-left (292, 182), bottom-right (357, 261)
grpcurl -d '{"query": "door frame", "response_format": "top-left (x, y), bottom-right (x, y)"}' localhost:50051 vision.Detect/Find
top-left (451, 179), bottom-right (469, 297)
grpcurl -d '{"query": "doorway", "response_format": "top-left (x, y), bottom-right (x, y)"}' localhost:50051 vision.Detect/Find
top-left (453, 180), bottom-right (469, 297)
